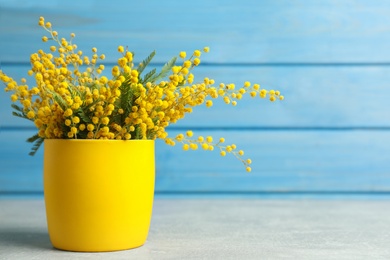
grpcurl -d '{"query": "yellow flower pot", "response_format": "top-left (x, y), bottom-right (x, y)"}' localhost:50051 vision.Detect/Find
top-left (43, 139), bottom-right (155, 252)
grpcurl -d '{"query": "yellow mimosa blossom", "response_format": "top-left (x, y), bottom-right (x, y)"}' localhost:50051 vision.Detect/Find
top-left (0, 17), bottom-right (283, 171)
top-left (193, 50), bottom-right (201, 57)
top-left (193, 58), bottom-right (200, 66)
top-left (179, 51), bottom-right (186, 59)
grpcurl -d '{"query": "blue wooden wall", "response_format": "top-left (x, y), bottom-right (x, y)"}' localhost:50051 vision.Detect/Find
top-left (1, 0), bottom-right (390, 196)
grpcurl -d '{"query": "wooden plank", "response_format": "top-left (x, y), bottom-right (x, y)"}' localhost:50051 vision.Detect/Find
top-left (1, 129), bottom-right (390, 193)
top-left (0, 130), bottom-right (43, 193)
top-left (156, 129), bottom-right (390, 192)
top-left (1, 0), bottom-right (390, 63)
top-left (2, 0), bottom-right (390, 197)
top-left (2, 64), bottom-right (390, 128)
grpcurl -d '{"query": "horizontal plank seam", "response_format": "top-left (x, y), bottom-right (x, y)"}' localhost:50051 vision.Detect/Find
top-left (166, 126), bottom-right (390, 131)
top-left (4, 61), bottom-right (390, 67)
top-left (157, 191), bottom-right (390, 195)
top-left (3, 126), bottom-right (390, 132)
top-left (2, 191), bottom-right (390, 196)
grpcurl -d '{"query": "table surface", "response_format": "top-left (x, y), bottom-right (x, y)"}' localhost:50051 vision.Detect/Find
top-left (1, 198), bottom-right (390, 260)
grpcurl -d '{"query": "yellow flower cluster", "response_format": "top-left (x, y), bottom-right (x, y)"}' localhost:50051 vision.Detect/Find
top-left (165, 131), bottom-right (253, 172)
top-left (0, 17), bottom-right (283, 171)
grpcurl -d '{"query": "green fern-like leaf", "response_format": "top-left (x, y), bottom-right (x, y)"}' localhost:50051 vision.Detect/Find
top-left (134, 125), bottom-right (142, 139)
top-left (53, 93), bottom-right (67, 110)
top-left (149, 56), bottom-right (177, 83)
top-left (137, 50), bottom-right (156, 76)
top-left (28, 136), bottom-right (44, 156)
top-left (142, 68), bottom-right (157, 83)
top-left (11, 104), bottom-right (24, 112)
top-left (115, 79), bottom-right (135, 126)
top-left (11, 104), bottom-right (28, 119)
top-left (77, 109), bottom-right (92, 124)
top-left (26, 134), bottom-right (41, 143)
top-left (12, 111), bottom-right (27, 119)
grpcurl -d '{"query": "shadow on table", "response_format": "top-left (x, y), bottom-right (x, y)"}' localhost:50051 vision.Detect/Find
top-left (0, 229), bottom-right (55, 251)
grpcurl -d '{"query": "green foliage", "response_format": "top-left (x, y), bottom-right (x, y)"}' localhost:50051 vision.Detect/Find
top-left (77, 109), bottom-right (92, 124)
top-left (52, 92), bottom-right (67, 111)
top-left (134, 125), bottom-right (142, 139)
top-left (11, 111), bottom-right (26, 119)
top-left (149, 56), bottom-right (177, 83)
top-left (142, 68), bottom-right (157, 83)
top-left (11, 104), bottom-right (24, 112)
top-left (11, 104), bottom-right (28, 120)
top-left (135, 50), bottom-right (178, 85)
top-left (114, 77), bottom-right (134, 126)
top-left (27, 134), bottom-right (44, 156)
top-left (136, 50), bottom-right (156, 76)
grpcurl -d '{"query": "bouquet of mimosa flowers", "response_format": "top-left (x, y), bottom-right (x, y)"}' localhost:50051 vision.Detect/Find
top-left (0, 17), bottom-right (283, 172)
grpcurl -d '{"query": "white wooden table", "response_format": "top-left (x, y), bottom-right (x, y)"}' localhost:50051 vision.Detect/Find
top-left (1, 198), bottom-right (390, 259)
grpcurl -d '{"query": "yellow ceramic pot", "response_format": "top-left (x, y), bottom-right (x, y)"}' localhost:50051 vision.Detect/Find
top-left (43, 139), bottom-right (155, 252)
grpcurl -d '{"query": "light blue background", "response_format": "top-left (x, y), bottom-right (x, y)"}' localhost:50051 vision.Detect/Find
top-left (1, 0), bottom-right (390, 197)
